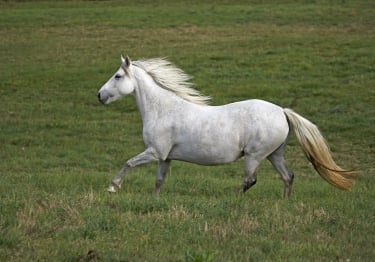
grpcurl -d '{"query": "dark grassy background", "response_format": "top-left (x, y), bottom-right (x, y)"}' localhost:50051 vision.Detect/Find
top-left (0, 1), bottom-right (374, 261)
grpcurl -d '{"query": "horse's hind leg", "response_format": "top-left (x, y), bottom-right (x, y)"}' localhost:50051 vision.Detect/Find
top-left (267, 143), bottom-right (294, 198)
top-left (242, 155), bottom-right (261, 193)
top-left (153, 159), bottom-right (171, 196)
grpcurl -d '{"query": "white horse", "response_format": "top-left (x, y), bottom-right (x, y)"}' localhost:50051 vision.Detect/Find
top-left (97, 55), bottom-right (357, 197)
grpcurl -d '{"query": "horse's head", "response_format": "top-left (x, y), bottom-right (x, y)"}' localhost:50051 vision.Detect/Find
top-left (97, 55), bottom-right (136, 104)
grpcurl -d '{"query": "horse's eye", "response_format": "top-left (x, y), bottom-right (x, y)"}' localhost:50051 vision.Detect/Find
top-left (114, 74), bottom-right (122, 79)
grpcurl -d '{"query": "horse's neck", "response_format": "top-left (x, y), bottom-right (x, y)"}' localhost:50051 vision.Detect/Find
top-left (133, 67), bottom-right (182, 121)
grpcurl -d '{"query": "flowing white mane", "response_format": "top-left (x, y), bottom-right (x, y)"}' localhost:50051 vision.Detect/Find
top-left (133, 58), bottom-right (210, 105)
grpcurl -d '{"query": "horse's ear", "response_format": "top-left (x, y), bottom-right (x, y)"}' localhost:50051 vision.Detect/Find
top-left (125, 55), bottom-right (131, 67)
top-left (121, 54), bottom-right (131, 69)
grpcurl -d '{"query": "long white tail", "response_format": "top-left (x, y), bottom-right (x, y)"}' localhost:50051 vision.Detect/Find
top-left (284, 108), bottom-right (358, 190)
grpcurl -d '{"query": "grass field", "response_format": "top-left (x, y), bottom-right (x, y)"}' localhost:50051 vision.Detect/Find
top-left (0, 0), bottom-right (374, 261)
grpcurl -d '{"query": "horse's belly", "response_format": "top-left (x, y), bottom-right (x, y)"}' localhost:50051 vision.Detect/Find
top-left (168, 139), bottom-right (243, 165)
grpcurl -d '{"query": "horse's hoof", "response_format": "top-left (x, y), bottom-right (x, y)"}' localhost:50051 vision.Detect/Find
top-left (107, 185), bottom-right (117, 193)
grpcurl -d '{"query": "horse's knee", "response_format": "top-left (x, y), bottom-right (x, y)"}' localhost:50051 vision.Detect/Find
top-left (243, 179), bottom-right (256, 193)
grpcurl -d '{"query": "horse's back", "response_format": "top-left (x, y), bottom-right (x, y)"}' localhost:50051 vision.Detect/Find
top-left (221, 99), bottom-right (289, 149)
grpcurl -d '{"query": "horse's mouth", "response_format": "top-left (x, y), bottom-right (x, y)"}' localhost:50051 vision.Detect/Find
top-left (97, 92), bottom-right (109, 104)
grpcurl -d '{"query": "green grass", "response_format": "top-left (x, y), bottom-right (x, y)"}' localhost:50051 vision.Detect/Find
top-left (0, 0), bottom-right (374, 261)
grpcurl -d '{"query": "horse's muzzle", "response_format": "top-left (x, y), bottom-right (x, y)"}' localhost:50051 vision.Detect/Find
top-left (97, 92), bottom-right (105, 104)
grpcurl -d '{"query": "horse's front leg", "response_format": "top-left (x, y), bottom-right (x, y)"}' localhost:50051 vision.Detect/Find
top-left (153, 159), bottom-right (171, 196)
top-left (108, 148), bottom-right (158, 193)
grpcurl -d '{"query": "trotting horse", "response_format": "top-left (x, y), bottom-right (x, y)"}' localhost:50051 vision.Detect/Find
top-left (97, 55), bottom-right (357, 197)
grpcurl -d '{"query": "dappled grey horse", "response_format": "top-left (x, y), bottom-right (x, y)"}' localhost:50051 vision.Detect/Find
top-left (97, 56), bottom-right (357, 197)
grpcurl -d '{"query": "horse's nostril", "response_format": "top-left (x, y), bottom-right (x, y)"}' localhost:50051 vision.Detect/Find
top-left (97, 92), bottom-right (101, 100)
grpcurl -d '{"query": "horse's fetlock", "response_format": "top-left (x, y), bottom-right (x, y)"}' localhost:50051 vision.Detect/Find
top-left (243, 179), bottom-right (256, 192)
top-left (107, 185), bottom-right (117, 193)
top-left (112, 179), bottom-right (122, 187)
